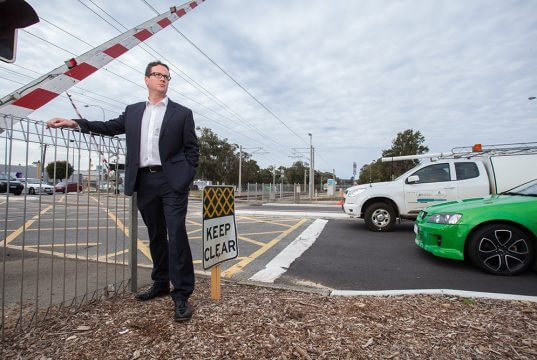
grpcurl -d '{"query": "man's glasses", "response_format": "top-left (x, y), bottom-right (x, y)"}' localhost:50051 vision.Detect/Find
top-left (148, 72), bottom-right (171, 81)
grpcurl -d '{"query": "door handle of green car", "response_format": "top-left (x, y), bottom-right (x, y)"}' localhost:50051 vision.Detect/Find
top-left (444, 186), bottom-right (456, 190)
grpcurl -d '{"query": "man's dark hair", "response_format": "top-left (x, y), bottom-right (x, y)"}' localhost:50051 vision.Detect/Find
top-left (145, 61), bottom-right (169, 76)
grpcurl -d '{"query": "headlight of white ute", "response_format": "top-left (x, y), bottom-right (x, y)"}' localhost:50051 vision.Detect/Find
top-left (427, 213), bottom-right (462, 224)
top-left (347, 188), bottom-right (365, 197)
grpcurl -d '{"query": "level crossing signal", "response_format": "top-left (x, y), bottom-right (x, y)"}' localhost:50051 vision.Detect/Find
top-left (0, 0), bottom-right (39, 63)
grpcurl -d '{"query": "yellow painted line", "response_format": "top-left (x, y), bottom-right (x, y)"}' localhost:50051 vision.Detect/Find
top-left (6, 243), bottom-right (128, 265)
top-left (187, 219), bottom-right (202, 226)
top-left (26, 242), bottom-right (100, 248)
top-left (238, 235), bottom-right (265, 247)
top-left (221, 218), bottom-right (307, 278)
top-left (236, 215), bottom-right (292, 228)
top-left (236, 216), bottom-right (298, 222)
top-left (16, 227), bottom-right (107, 231)
top-left (241, 230), bottom-right (284, 236)
top-left (90, 196), bottom-right (152, 264)
top-left (187, 228), bottom-right (201, 235)
top-left (106, 249), bottom-right (128, 259)
top-left (0, 204), bottom-right (53, 247)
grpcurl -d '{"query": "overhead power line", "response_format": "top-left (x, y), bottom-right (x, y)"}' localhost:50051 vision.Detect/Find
top-left (142, 0), bottom-right (310, 147)
top-left (139, 0), bottom-right (307, 147)
top-left (75, 0), bottom-right (289, 154)
top-left (9, 31), bottom-right (284, 164)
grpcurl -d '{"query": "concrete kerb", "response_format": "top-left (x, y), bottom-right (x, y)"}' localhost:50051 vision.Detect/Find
top-left (192, 271), bottom-right (537, 303)
top-left (330, 288), bottom-right (537, 302)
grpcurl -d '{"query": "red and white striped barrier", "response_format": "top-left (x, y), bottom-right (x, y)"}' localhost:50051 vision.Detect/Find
top-left (0, 1), bottom-right (205, 123)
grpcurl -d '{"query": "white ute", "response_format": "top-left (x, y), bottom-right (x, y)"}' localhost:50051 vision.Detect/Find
top-left (343, 143), bottom-right (537, 232)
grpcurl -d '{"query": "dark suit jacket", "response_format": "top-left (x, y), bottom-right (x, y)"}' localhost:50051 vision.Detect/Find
top-left (75, 99), bottom-right (199, 196)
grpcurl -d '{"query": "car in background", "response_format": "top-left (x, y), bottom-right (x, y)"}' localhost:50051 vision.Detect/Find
top-left (55, 181), bottom-right (83, 193)
top-left (414, 179), bottom-right (537, 276)
top-left (0, 173), bottom-right (24, 195)
top-left (20, 178), bottom-right (54, 195)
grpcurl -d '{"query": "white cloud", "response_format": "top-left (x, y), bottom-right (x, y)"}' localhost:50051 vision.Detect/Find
top-left (1, 0), bottom-right (536, 179)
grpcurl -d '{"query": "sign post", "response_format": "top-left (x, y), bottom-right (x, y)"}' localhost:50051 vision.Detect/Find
top-left (202, 186), bottom-right (239, 300)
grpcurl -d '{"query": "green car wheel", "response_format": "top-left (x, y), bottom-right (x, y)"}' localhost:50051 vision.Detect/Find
top-left (468, 223), bottom-right (534, 276)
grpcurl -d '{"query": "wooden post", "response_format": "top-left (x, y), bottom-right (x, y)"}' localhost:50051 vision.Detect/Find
top-left (211, 265), bottom-right (221, 300)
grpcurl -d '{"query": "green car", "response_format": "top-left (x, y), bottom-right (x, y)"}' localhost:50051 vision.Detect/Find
top-left (415, 179), bottom-right (537, 275)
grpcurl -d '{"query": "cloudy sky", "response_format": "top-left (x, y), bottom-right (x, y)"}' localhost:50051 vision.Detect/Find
top-left (1, 0), bottom-right (536, 178)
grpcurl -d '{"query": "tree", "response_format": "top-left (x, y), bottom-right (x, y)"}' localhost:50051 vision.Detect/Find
top-left (358, 129), bottom-right (428, 183)
top-left (196, 127), bottom-right (239, 184)
top-left (45, 161), bottom-right (73, 181)
top-left (285, 161), bottom-right (307, 184)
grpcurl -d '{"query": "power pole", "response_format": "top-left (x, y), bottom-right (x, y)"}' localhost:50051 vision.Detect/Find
top-left (303, 167), bottom-right (307, 194)
top-left (312, 147), bottom-right (315, 197)
top-left (308, 133), bottom-right (313, 199)
top-left (272, 165), bottom-right (276, 190)
top-left (238, 145), bottom-right (242, 196)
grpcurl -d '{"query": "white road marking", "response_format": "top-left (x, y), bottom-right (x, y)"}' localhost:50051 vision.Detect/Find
top-left (250, 218), bottom-right (328, 283)
top-left (236, 209), bottom-right (349, 219)
top-left (262, 203), bottom-right (341, 208)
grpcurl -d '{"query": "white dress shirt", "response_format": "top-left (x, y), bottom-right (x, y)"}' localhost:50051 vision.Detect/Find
top-left (139, 96), bottom-right (168, 167)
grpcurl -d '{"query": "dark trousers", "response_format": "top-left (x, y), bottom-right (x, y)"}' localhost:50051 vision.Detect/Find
top-left (136, 170), bottom-right (194, 302)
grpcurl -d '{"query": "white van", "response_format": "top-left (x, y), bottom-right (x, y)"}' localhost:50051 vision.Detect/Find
top-left (343, 144), bottom-right (537, 232)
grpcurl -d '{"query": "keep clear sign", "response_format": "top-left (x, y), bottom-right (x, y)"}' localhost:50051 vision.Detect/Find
top-left (202, 186), bottom-right (239, 270)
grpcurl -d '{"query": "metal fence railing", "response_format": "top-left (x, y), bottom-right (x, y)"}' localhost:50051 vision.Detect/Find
top-left (0, 114), bottom-right (137, 342)
top-left (239, 183), bottom-right (339, 203)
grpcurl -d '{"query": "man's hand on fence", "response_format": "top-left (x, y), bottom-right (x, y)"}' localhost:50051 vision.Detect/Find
top-left (46, 118), bottom-right (79, 129)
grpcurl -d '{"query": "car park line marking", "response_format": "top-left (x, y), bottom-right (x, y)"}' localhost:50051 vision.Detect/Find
top-left (238, 235), bottom-right (265, 247)
top-left (330, 289), bottom-right (537, 302)
top-left (187, 219), bottom-right (202, 226)
top-left (192, 256), bottom-right (248, 265)
top-left (5, 243), bottom-right (116, 264)
top-left (90, 196), bottom-right (152, 264)
top-left (221, 218), bottom-right (308, 278)
top-left (187, 228), bottom-right (201, 235)
top-left (0, 204), bottom-right (53, 247)
top-left (236, 215), bottom-right (293, 228)
top-left (250, 219), bottom-right (328, 283)
top-left (106, 249), bottom-right (128, 259)
top-left (17, 226), bottom-right (115, 231)
top-left (26, 242), bottom-right (101, 248)
top-left (241, 230), bottom-right (284, 236)
top-left (236, 216), bottom-right (300, 222)
top-left (234, 220), bottom-right (298, 224)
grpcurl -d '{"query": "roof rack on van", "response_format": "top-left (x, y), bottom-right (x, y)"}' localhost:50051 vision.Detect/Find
top-left (381, 141), bottom-right (537, 163)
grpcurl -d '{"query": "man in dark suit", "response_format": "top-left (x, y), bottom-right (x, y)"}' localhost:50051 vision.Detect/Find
top-left (47, 61), bottom-right (199, 322)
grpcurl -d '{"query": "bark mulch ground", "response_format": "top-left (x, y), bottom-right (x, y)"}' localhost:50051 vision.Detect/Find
top-left (2, 276), bottom-right (536, 359)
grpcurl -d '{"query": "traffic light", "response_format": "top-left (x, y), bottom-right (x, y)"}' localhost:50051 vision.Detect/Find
top-left (0, 0), bottom-right (39, 63)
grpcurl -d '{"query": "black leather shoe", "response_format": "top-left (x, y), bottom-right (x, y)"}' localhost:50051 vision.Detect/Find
top-left (174, 300), bottom-right (193, 322)
top-left (135, 283), bottom-right (170, 301)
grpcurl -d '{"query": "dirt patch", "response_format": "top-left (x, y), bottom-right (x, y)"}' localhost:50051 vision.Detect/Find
top-left (2, 276), bottom-right (536, 359)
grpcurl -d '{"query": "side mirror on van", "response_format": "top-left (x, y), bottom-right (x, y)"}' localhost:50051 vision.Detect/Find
top-left (406, 175), bottom-right (420, 184)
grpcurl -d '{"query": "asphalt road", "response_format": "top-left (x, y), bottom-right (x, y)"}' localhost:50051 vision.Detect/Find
top-left (277, 219), bottom-right (537, 296)
top-left (2, 194), bottom-right (536, 305)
